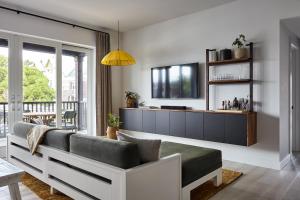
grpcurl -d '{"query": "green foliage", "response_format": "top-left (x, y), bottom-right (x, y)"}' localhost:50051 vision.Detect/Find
top-left (125, 91), bottom-right (139, 100)
top-left (23, 65), bottom-right (55, 101)
top-left (0, 55), bottom-right (55, 102)
top-left (232, 34), bottom-right (247, 48)
top-left (0, 56), bottom-right (8, 102)
top-left (0, 66), bottom-right (8, 102)
top-left (107, 113), bottom-right (121, 128)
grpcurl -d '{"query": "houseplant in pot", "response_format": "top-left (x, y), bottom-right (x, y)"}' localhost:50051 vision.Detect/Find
top-left (125, 91), bottom-right (139, 108)
top-left (232, 34), bottom-right (248, 59)
top-left (106, 113), bottom-right (121, 140)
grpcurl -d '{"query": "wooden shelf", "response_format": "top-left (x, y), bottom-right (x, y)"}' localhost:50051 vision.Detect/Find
top-left (208, 57), bottom-right (252, 66)
top-left (208, 79), bottom-right (251, 85)
top-left (206, 42), bottom-right (254, 112)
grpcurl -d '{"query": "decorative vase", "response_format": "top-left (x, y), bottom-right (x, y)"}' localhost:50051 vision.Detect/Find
top-left (209, 50), bottom-right (218, 62)
top-left (219, 49), bottom-right (232, 61)
top-left (106, 126), bottom-right (118, 140)
top-left (126, 98), bottom-right (136, 108)
top-left (234, 48), bottom-right (247, 59)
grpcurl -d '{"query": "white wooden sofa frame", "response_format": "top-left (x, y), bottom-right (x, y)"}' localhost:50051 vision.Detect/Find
top-left (7, 134), bottom-right (222, 200)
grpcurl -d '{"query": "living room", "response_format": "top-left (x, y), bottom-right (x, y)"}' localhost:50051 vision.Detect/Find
top-left (1, 0), bottom-right (300, 200)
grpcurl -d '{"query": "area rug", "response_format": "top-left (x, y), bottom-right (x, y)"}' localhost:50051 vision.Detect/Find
top-left (21, 169), bottom-right (242, 200)
top-left (191, 169), bottom-right (243, 200)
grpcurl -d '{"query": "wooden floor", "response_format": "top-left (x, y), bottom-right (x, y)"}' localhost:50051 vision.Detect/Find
top-left (1, 154), bottom-right (300, 200)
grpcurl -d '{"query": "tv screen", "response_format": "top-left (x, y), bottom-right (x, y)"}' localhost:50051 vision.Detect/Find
top-left (151, 63), bottom-right (199, 98)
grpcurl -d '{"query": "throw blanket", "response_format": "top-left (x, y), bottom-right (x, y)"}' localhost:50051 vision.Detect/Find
top-left (27, 125), bottom-right (55, 154)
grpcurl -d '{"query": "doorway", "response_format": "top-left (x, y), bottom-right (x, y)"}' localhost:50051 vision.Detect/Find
top-left (290, 42), bottom-right (300, 154)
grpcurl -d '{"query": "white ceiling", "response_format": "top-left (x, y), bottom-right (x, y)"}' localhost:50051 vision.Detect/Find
top-left (0, 0), bottom-right (236, 32)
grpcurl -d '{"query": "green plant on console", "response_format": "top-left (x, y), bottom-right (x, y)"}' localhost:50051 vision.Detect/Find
top-left (107, 113), bottom-right (121, 128)
top-left (125, 91), bottom-right (140, 108)
top-left (125, 91), bottom-right (140, 101)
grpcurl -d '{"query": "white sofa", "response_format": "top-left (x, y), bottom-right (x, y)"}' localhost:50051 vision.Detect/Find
top-left (7, 122), bottom-right (222, 200)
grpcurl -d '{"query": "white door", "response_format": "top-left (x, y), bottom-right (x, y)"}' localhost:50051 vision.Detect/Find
top-left (61, 45), bottom-right (95, 133)
top-left (0, 33), bottom-right (12, 140)
top-left (14, 37), bottom-right (62, 128)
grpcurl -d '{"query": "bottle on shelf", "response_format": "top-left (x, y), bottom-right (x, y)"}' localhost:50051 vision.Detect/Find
top-left (233, 97), bottom-right (239, 109)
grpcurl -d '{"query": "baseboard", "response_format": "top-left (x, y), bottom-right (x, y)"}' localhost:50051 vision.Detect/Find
top-left (280, 154), bottom-right (291, 169)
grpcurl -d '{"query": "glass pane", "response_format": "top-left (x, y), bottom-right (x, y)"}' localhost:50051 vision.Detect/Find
top-left (22, 43), bottom-right (56, 125)
top-left (62, 49), bottom-right (87, 133)
top-left (0, 39), bottom-right (8, 138)
top-left (169, 66), bottom-right (180, 98)
top-left (152, 69), bottom-right (159, 98)
top-left (181, 66), bottom-right (192, 97)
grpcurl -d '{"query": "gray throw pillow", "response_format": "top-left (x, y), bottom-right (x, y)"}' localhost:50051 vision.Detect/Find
top-left (117, 131), bottom-right (161, 163)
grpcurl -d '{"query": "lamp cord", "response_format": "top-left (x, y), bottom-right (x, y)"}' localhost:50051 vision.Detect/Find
top-left (118, 20), bottom-right (120, 50)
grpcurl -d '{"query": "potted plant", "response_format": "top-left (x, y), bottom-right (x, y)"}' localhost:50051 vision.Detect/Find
top-left (232, 34), bottom-right (248, 59)
top-left (125, 91), bottom-right (139, 108)
top-left (106, 113), bottom-right (121, 139)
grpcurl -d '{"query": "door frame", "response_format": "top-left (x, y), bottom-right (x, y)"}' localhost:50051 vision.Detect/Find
top-left (290, 42), bottom-right (300, 153)
top-left (61, 44), bottom-right (95, 133)
top-left (17, 36), bottom-right (63, 128)
top-left (0, 32), bottom-right (16, 138)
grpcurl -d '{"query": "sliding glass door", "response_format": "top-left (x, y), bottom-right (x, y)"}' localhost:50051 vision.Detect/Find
top-left (61, 46), bottom-right (90, 133)
top-left (0, 32), bottom-right (94, 143)
top-left (21, 41), bottom-right (57, 126)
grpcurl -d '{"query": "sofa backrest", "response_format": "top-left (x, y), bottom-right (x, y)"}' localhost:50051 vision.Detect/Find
top-left (13, 122), bottom-right (75, 151)
top-left (13, 121), bottom-right (35, 138)
top-left (70, 134), bottom-right (141, 169)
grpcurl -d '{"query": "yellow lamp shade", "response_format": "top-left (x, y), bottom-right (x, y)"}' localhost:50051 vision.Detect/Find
top-left (101, 49), bottom-right (136, 66)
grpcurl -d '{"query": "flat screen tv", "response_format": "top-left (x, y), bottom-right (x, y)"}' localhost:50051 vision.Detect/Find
top-left (151, 63), bottom-right (199, 99)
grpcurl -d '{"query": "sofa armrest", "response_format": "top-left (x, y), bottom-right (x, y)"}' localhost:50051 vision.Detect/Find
top-left (125, 153), bottom-right (181, 200)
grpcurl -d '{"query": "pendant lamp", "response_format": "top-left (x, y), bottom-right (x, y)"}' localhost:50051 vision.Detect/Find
top-left (101, 21), bottom-right (136, 66)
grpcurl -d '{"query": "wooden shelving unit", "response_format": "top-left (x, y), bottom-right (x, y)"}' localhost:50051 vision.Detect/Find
top-left (208, 57), bottom-right (252, 66)
top-left (208, 79), bottom-right (251, 85)
top-left (206, 42), bottom-right (254, 111)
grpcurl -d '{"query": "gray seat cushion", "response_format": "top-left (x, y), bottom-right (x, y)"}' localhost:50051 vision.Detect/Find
top-left (70, 134), bottom-right (141, 169)
top-left (13, 122), bottom-right (75, 151)
top-left (160, 142), bottom-right (222, 187)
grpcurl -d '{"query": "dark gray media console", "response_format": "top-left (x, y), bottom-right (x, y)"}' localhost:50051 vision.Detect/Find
top-left (119, 108), bottom-right (257, 146)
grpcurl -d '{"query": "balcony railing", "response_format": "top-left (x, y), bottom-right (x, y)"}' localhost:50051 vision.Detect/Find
top-left (0, 101), bottom-right (87, 138)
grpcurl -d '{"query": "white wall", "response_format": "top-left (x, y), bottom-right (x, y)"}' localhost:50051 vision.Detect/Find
top-left (121, 0), bottom-right (300, 169)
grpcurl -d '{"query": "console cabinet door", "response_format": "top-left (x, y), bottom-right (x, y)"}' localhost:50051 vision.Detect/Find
top-left (225, 114), bottom-right (247, 146)
top-left (142, 110), bottom-right (156, 133)
top-left (186, 112), bottom-right (204, 140)
top-left (204, 113), bottom-right (225, 142)
top-left (170, 111), bottom-right (186, 137)
top-left (119, 109), bottom-right (142, 131)
top-left (155, 110), bottom-right (170, 135)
